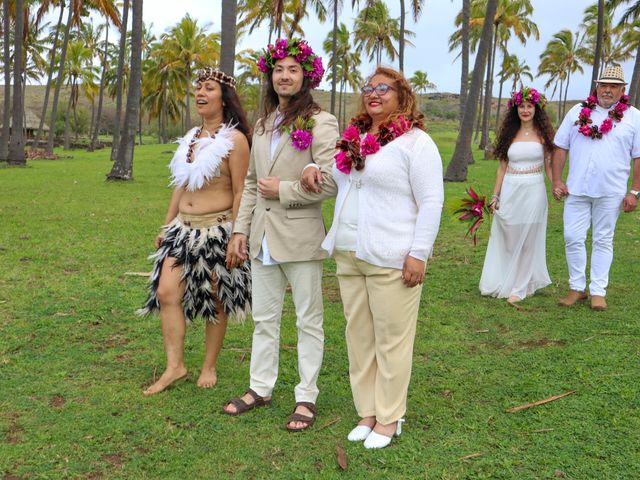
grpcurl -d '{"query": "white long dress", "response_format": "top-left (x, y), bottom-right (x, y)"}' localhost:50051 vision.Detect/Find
top-left (479, 142), bottom-right (551, 299)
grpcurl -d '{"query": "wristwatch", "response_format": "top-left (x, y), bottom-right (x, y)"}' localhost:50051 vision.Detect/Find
top-left (630, 190), bottom-right (640, 199)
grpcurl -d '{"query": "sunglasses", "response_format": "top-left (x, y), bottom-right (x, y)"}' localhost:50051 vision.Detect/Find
top-left (361, 83), bottom-right (395, 96)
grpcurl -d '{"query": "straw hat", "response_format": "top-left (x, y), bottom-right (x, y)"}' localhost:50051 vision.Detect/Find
top-left (596, 65), bottom-right (627, 85)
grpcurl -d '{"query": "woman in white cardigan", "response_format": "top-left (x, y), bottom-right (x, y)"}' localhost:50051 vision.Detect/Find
top-left (303, 66), bottom-right (444, 449)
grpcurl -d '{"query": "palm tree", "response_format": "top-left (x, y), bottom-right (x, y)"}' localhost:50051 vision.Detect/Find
top-left (410, 70), bottom-right (436, 111)
top-left (354, 1), bottom-right (412, 65)
top-left (592, 0), bottom-right (605, 86)
top-left (160, 14), bottom-right (220, 130)
top-left (45, 0), bottom-right (120, 154)
top-left (89, 18), bottom-right (110, 151)
top-left (323, 22), bottom-right (361, 128)
top-left (445, 0), bottom-right (498, 181)
top-left (1, 0), bottom-right (12, 161)
top-left (538, 29), bottom-right (586, 120)
top-left (328, 0), bottom-right (343, 115)
top-left (479, 0), bottom-right (539, 150)
top-left (399, 0), bottom-right (425, 72)
top-left (607, 0), bottom-right (640, 104)
top-left (34, 0), bottom-right (65, 148)
top-left (111, 0), bottom-right (129, 160)
top-left (220, 0), bottom-right (237, 75)
top-left (8, 0), bottom-right (25, 166)
top-left (494, 53), bottom-right (532, 129)
top-left (459, 0), bottom-right (470, 124)
top-left (61, 39), bottom-right (97, 149)
top-left (108, 0), bottom-right (142, 180)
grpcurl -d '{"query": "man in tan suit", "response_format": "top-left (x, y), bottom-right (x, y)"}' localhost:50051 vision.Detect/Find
top-left (223, 38), bottom-right (338, 431)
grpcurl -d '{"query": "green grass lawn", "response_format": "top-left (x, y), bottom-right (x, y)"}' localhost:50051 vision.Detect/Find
top-left (1, 134), bottom-right (639, 479)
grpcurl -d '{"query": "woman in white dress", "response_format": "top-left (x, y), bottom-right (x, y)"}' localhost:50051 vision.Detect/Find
top-left (479, 86), bottom-right (555, 304)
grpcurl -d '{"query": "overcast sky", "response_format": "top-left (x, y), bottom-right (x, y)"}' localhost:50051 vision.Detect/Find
top-left (93, 0), bottom-right (636, 100)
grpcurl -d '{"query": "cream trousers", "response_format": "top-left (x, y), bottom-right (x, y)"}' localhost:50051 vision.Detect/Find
top-left (335, 250), bottom-right (423, 425)
top-left (249, 258), bottom-right (324, 403)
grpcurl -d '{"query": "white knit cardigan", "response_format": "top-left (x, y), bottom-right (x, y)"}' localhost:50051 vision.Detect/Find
top-left (322, 128), bottom-right (444, 270)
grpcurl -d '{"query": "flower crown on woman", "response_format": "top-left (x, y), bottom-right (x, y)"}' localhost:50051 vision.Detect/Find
top-left (257, 38), bottom-right (325, 89)
top-left (508, 86), bottom-right (547, 110)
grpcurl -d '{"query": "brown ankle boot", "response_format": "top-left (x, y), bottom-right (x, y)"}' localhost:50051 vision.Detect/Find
top-left (590, 295), bottom-right (608, 311)
top-left (558, 290), bottom-right (588, 307)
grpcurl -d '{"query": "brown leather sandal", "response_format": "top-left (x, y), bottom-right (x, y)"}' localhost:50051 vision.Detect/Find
top-left (222, 388), bottom-right (272, 416)
top-left (285, 401), bottom-right (317, 432)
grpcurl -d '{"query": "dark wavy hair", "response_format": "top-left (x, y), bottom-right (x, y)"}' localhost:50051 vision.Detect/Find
top-left (493, 103), bottom-right (555, 162)
top-left (257, 70), bottom-right (321, 135)
top-left (353, 66), bottom-right (426, 131)
top-left (220, 83), bottom-right (252, 147)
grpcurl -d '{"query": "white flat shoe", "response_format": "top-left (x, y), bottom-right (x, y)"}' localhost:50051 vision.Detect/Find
top-left (347, 425), bottom-right (373, 442)
top-left (363, 419), bottom-right (404, 449)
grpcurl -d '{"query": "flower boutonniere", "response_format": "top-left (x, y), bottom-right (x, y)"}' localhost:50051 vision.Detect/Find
top-left (284, 116), bottom-right (315, 151)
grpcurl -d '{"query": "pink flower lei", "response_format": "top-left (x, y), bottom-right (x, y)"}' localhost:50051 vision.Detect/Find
top-left (257, 38), bottom-right (325, 89)
top-left (575, 94), bottom-right (629, 139)
top-left (335, 115), bottom-right (415, 174)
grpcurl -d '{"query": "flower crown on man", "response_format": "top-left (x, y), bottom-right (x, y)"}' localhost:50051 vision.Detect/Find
top-left (257, 38), bottom-right (325, 89)
top-left (508, 86), bottom-right (547, 110)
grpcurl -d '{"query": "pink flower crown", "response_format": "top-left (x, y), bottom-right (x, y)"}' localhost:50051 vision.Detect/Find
top-left (507, 86), bottom-right (547, 110)
top-left (257, 38), bottom-right (325, 89)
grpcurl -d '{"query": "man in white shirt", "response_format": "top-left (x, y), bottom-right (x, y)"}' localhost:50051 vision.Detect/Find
top-left (222, 38), bottom-right (338, 430)
top-left (552, 65), bottom-right (640, 311)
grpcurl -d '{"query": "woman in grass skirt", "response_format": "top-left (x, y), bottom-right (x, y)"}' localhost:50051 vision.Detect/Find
top-left (139, 68), bottom-right (252, 395)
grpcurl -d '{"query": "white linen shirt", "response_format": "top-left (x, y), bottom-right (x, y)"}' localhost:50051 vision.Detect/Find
top-left (322, 128), bottom-right (444, 270)
top-left (554, 102), bottom-right (640, 197)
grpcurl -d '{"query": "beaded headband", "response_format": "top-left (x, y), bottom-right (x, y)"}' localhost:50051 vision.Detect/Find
top-left (508, 86), bottom-right (547, 109)
top-left (195, 67), bottom-right (236, 89)
top-left (257, 38), bottom-right (324, 89)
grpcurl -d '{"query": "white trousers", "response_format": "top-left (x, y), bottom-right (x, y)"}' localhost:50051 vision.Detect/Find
top-left (249, 258), bottom-right (324, 403)
top-left (563, 194), bottom-right (623, 296)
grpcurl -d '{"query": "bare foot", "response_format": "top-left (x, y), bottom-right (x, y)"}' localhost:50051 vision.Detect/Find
top-left (143, 367), bottom-right (188, 396)
top-left (223, 391), bottom-right (272, 414)
top-left (197, 368), bottom-right (217, 389)
top-left (507, 295), bottom-right (522, 304)
top-left (287, 404), bottom-right (315, 430)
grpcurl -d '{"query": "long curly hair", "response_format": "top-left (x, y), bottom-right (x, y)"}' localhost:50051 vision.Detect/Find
top-left (493, 103), bottom-right (555, 162)
top-left (257, 71), bottom-right (321, 135)
top-left (353, 66), bottom-right (425, 131)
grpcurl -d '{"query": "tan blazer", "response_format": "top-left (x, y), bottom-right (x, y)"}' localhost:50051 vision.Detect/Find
top-left (234, 110), bottom-right (339, 262)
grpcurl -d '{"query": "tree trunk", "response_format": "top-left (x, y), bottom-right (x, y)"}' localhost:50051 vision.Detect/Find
top-left (563, 70), bottom-right (571, 119)
top-left (8, 0), bottom-right (25, 166)
top-left (35, 2), bottom-right (65, 149)
top-left (63, 86), bottom-right (73, 150)
top-left (0, 0), bottom-right (11, 161)
top-left (329, 0), bottom-right (338, 114)
top-left (90, 21), bottom-right (109, 151)
top-left (46, 2), bottom-right (73, 154)
top-left (111, 0), bottom-right (130, 161)
top-left (474, 84), bottom-right (483, 144)
top-left (337, 80), bottom-right (343, 130)
top-left (591, 0), bottom-right (605, 88)
top-left (495, 75), bottom-right (505, 131)
top-left (444, 0), bottom-right (498, 182)
top-left (220, 0), bottom-right (237, 75)
top-left (399, 0), bottom-right (405, 72)
top-left (479, 23), bottom-right (497, 151)
top-left (628, 44), bottom-right (640, 106)
top-left (108, 0), bottom-right (142, 180)
top-left (459, 0), bottom-right (470, 125)
top-left (184, 65), bottom-right (192, 130)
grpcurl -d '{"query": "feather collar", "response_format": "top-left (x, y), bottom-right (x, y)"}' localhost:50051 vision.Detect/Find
top-left (169, 124), bottom-right (235, 191)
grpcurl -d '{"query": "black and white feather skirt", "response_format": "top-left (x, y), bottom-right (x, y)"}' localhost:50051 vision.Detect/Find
top-left (139, 218), bottom-right (251, 324)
